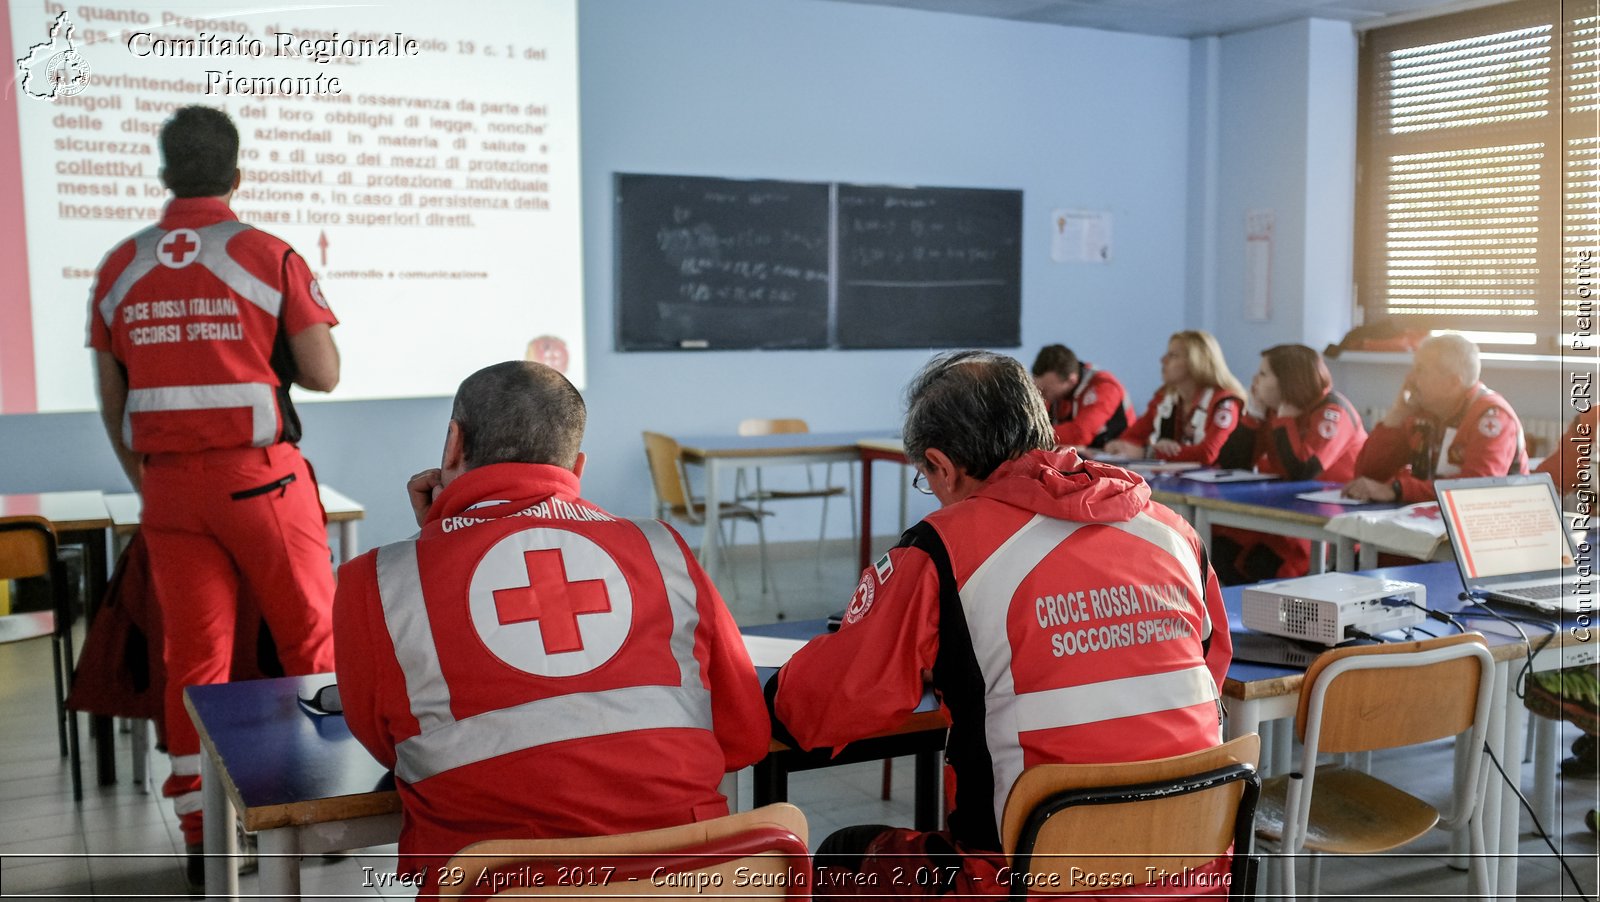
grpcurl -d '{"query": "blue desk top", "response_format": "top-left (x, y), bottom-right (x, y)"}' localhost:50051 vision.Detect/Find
top-left (1143, 474), bottom-right (1391, 523)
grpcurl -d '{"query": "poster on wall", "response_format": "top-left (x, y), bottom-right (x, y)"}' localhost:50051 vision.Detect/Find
top-left (1244, 209), bottom-right (1274, 321)
top-left (1051, 208), bottom-right (1112, 264)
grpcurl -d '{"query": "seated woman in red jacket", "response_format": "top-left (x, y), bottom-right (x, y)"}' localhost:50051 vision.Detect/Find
top-left (1210, 344), bottom-right (1368, 584)
top-left (1104, 330), bottom-right (1245, 464)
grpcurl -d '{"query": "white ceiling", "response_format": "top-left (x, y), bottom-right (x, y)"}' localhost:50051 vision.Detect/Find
top-left (817, 0), bottom-right (1468, 38)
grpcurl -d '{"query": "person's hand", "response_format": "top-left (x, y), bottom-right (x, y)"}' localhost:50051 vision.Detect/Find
top-left (1103, 439), bottom-right (1140, 458)
top-left (1152, 439), bottom-right (1183, 458)
top-left (1382, 380), bottom-right (1418, 428)
top-left (407, 468), bottom-right (444, 526)
top-left (1342, 477), bottom-right (1397, 502)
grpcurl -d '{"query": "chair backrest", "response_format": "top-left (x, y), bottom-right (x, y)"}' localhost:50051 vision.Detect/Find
top-left (1295, 633), bottom-right (1493, 753)
top-left (438, 803), bottom-right (809, 900)
top-left (737, 418), bottom-right (809, 437)
top-left (0, 516), bottom-right (56, 582)
top-left (1000, 734), bottom-right (1260, 898)
top-left (641, 431), bottom-right (691, 514)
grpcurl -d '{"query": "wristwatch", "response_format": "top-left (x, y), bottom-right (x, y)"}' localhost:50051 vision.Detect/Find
top-left (1391, 478), bottom-right (1403, 501)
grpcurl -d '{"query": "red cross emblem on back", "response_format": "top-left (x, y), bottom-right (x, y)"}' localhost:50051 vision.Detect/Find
top-left (493, 548), bottom-right (612, 654)
top-left (158, 229), bottom-right (201, 269)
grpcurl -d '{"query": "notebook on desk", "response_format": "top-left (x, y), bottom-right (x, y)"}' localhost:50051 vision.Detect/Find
top-left (1436, 473), bottom-right (1581, 614)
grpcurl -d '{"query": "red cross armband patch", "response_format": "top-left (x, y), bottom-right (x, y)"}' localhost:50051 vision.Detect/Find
top-left (1318, 419), bottom-right (1339, 440)
top-left (1213, 402), bottom-right (1236, 429)
top-left (1479, 409), bottom-right (1505, 438)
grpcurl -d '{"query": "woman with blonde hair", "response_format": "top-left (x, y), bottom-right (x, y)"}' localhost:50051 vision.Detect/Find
top-left (1105, 330), bottom-right (1245, 464)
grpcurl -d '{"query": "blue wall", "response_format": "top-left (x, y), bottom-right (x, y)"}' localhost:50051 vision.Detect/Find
top-left (0, 0), bottom-right (1197, 550)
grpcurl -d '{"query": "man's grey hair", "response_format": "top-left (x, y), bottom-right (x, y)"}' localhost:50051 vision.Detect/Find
top-left (903, 350), bottom-right (1054, 480)
top-left (451, 361), bottom-right (585, 470)
top-left (1417, 333), bottom-right (1481, 386)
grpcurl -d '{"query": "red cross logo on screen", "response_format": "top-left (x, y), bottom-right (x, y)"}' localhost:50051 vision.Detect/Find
top-left (158, 229), bottom-right (201, 269)
top-left (492, 549), bottom-right (612, 654)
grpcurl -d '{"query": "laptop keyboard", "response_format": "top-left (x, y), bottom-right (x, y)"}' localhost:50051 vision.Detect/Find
top-left (1507, 583), bottom-right (1564, 600)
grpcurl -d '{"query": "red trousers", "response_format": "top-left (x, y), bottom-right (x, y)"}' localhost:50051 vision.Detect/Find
top-left (142, 443), bottom-right (335, 842)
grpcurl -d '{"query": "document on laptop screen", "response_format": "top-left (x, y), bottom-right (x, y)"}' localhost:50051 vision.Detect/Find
top-left (1438, 483), bottom-right (1573, 579)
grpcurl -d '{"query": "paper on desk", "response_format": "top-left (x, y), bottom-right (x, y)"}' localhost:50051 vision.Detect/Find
top-left (1295, 488), bottom-right (1373, 505)
top-left (1323, 502), bottom-right (1447, 560)
top-left (1122, 460), bottom-right (1203, 475)
top-left (1180, 469), bottom-right (1279, 483)
top-left (742, 635), bottom-right (809, 668)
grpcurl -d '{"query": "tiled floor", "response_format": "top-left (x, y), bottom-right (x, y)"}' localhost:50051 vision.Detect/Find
top-left (1, 535), bottom-right (1596, 900)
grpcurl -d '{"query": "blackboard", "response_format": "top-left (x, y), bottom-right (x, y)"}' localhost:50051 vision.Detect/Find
top-left (613, 174), bottom-right (1023, 351)
top-left (835, 184), bottom-right (1022, 349)
top-left (614, 174), bottom-right (831, 350)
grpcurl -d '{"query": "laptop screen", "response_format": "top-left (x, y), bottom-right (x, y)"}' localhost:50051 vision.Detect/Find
top-left (1437, 479), bottom-right (1574, 580)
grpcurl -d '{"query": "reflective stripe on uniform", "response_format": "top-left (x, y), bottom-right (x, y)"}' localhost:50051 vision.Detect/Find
top-left (378, 518), bottom-right (713, 784)
top-left (957, 513), bottom-right (1085, 831)
top-left (97, 227), bottom-right (164, 328)
top-left (1013, 664), bottom-right (1218, 732)
top-left (123, 382), bottom-right (278, 448)
top-left (168, 752), bottom-right (201, 777)
top-left (194, 221), bottom-right (283, 317)
top-left (1107, 512), bottom-right (1210, 640)
top-left (376, 539), bottom-right (455, 736)
top-left (172, 790), bottom-right (204, 816)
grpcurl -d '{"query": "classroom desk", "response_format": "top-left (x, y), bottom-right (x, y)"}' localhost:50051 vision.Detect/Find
top-left (744, 619), bottom-right (947, 831)
top-left (0, 490), bottom-right (117, 785)
top-left (186, 620), bottom-right (942, 900)
top-left (674, 431), bottom-right (894, 579)
top-left (103, 484), bottom-right (366, 564)
top-left (1220, 561), bottom-right (1593, 900)
top-left (186, 674), bottom-right (398, 901)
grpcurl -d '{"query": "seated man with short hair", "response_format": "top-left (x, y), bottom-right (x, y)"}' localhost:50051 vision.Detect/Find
top-left (334, 361), bottom-right (768, 892)
top-left (1030, 344), bottom-right (1133, 449)
top-left (1346, 334), bottom-right (1527, 503)
top-left (768, 350), bottom-right (1233, 898)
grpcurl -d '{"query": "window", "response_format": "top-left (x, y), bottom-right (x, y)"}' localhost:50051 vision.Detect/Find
top-left (1355, 0), bottom-right (1600, 351)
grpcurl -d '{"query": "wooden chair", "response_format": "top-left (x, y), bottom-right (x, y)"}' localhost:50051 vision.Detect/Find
top-left (734, 419), bottom-right (855, 565)
top-left (643, 432), bottom-right (777, 602)
top-left (0, 515), bottom-right (83, 801)
top-left (1000, 734), bottom-right (1260, 900)
top-left (1253, 633), bottom-right (1496, 900)
top-left (438, 803), bottom-right (809, 900)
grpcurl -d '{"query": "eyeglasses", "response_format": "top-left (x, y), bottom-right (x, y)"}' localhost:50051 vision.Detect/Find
top-left (911, 470), bottom-right (933, 495)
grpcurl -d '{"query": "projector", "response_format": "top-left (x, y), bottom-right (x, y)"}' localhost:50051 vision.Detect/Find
top-left (1241, 573), bottom-right (1426, 646)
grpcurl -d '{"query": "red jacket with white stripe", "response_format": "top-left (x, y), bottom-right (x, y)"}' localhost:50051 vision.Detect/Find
top-left (770, 449), bottom-right (1231, 853)
top-left (1048, 365), bottom-right (1134, 449)
top-left (87, 197), bottom-right (337, 453)
top-left (1117, 387), bottom-right (1243, 465)
top-left (1354, 383), bottom-right (1527, 503)
top-left (334, 463), bottom-right (768, 885)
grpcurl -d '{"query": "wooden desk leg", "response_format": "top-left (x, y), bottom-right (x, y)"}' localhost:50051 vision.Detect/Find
top-left (201, 751), bottom-right (238, 900)
top-left (258, 826), bottom-right (302, 902)
top-left (752, 759), bottom-right (786, 807)
top-left (859, 457), bottom-right (876, 573)
top-left (912, 748), bottom-right (939, 831)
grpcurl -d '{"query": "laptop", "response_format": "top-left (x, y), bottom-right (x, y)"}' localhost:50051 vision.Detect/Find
top-left (1435, 473), bottom-right (1582, 614)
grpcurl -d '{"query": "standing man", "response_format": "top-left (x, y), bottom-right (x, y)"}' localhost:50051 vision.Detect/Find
top-left (1030, 344), bottom-right (1133, 449)
top-left (768, 351), bottom-right (1232, 897)
top-left (88, 106), bottom-right (340, 880)
top-left (1345, 333), bottom-right (1527, 502)
top-left (335, 362), bottom-right (768, 894)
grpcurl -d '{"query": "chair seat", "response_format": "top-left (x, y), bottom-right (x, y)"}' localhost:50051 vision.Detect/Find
top-left (671, 500), bottom-right (776, 522)
top-left (0, 611), bottom-right (55, 645)
top-left (746, 486), bottom-right (848, 501)
top-left (1256, 766), bottom-right (1439, 855)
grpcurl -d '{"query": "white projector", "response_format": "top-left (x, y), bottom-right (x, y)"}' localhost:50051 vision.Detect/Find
top-left (1241, 573), bottom-right (1426, 646)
